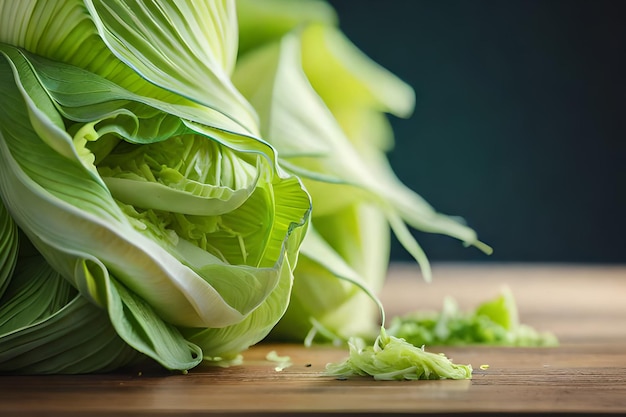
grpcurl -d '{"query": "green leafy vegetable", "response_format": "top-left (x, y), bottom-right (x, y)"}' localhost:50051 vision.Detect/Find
top-left (325, 328), bottom-right (472, 381)
top-left (325, 290), bottom-right (557, 381)
top-left (0, 0), bottom-right (310, 373)
top-left (387, 289), bottom-right (558, 347)
top-left (0, 0), bottom-right (495, 379)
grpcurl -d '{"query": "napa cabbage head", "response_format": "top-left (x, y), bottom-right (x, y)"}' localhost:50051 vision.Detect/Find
top-left (0, 0), bottom-right (310, 374)
top-left (1, 0), bottom-right (489, 380)
top-left (234, 0), bottom-right (491, 343)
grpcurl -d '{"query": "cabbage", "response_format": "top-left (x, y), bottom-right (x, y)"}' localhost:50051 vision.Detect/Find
top-left (0, 0), bottom-right (489, 379)
top-left (388, 290), bottom-right (559, 347)
top-left (325, 329), bottom-right (473, 381)
top-left (0, 0), bottom-right (309, 373)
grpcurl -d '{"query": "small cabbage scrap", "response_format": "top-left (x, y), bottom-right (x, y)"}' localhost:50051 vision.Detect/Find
top-left (387, 289), bottom-right (559, 347)
top-left (266, 350), bottom-right (292, 372)
top-left (326, 328), bottom-right (472, 380)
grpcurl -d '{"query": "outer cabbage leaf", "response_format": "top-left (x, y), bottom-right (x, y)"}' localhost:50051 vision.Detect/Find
top-left (0, 252), bottom-right (146, 374)
top-left (84, 0), bottom-right (260, 135)
top-left (0, 0), bottom-right (255, 137)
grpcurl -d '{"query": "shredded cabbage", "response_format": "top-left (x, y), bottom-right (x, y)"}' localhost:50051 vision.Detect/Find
top-left (326, 328), bottom-right (472, 381)
top-left (387, 289), bottom-right (559, 347)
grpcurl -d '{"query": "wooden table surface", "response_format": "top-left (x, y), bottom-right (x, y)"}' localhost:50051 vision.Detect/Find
top-left (1, 263), bottom-right (625, 416)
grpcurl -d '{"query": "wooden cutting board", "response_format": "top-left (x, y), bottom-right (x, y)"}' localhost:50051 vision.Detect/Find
top-left (1, 263), bottom-right (625, 415)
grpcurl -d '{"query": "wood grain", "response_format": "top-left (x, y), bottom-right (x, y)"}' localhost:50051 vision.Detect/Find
top-left (1, 263), bottom-right (625, 416)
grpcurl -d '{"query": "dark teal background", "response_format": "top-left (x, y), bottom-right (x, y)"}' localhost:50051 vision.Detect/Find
top-left (327, 0), bottom-right (626, 263)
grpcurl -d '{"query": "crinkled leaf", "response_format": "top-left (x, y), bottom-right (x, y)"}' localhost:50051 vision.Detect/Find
top-left (97, 135), bottom-right (261, 217)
